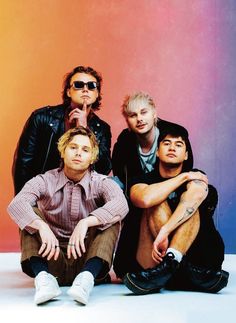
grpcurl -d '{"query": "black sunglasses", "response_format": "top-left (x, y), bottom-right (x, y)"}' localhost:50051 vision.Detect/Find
top-left (71, 81), bottom-right (98, 91)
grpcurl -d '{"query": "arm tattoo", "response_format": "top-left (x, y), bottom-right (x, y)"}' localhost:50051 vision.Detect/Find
top-left (184, 207), bottom-right (195, 218)
top-left (192, 179), bottom-right (208, 192)
top-left (177, 199), bottom-right (198, 224)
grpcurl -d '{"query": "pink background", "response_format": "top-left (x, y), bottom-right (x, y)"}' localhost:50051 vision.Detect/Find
top-left (0, 0), bottom-right (235, 252)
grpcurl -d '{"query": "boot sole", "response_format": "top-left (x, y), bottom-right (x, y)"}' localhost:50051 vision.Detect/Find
top-left (124, 274), bottom-right (160, 295)
top-left (206, 270), bottom-right (229, 293)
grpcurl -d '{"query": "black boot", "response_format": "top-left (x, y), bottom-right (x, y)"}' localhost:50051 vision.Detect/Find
top-left (123, 252), bottom-right (179, 295)
top-left (186, 262), bottom-right (229, 293)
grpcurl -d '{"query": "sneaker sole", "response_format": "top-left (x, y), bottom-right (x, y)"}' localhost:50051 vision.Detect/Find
top-left (67, 288), bottom-right (88, 305)
top-left (35, 289), bottom-right (62, 305)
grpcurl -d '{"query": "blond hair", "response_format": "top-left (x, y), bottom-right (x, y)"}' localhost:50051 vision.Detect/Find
top-left (58, 126), bottom-right (99, 164)
top-left (121, 91), bottom-right (156, 118)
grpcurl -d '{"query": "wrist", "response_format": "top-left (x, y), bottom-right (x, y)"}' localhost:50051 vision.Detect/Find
top-left (160, 224), bottom-right (170, 237)
top-left (181, 172), bottom-right (189, 183)
top-left (83, 215), bottom-right (101, 227)
top-left (30, 218), bottom-right (46, 231)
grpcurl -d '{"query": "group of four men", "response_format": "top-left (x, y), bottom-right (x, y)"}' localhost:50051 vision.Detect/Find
top-left (8, 66), bottom-right (229, 305)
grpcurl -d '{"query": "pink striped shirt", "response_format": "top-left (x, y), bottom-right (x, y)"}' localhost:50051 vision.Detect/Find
top-left (8, 168), bottom-right (129, 239)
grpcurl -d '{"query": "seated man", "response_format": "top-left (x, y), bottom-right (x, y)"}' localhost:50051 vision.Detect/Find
top-left (116, 126), bottom-right (229, 294)
top-left (8, 127), bottom-right (128, 305)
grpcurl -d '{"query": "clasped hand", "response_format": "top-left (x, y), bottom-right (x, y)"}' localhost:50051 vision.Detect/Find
top-left (38, 218), bottom-right (88, 261)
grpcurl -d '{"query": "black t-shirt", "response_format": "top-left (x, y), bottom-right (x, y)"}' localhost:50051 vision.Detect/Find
top-left (129, 168), bottom-right (192, 212)
top-left (129, 168), bottom-right (217, 217)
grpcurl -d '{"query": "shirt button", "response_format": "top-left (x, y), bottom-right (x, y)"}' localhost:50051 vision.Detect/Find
top-left (97, 123), bottom-right (100, 126)
top-left (49, 123), bottom-right (53, 126)
top-left (94, 131), bottom-right (97, 134)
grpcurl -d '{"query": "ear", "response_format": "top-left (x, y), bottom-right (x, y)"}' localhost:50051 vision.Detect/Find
top-left (153, 110), bottom-right (157, 120)
top-left (60, 150), bottom-right (65, 159)
top-left (90, 152), bottom-right (96, 165)
top-left (156, 148), bottom-right (159, 157)
top-left (184, 151), bottom-right (188, 160)
top-left (67, 88), bottom-right (71, 98)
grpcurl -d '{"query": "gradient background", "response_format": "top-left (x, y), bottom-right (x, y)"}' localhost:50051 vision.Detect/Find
top-left (0, 0), bottom-right (235, 253)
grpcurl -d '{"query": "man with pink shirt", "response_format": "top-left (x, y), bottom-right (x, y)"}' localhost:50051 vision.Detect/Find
top-left (8, 126), bottom-right (128, 305)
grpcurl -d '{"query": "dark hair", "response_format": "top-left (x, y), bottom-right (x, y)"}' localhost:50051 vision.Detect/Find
top-left (62, 66), bottom-right (102, 110)
top-left (158, 125), bottom-right (194, 172)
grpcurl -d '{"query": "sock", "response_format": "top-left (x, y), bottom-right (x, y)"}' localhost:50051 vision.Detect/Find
top-left (29, 256), bottom-right (49, 277)
top-left (166, 248), bottom-right (183, 263)
top-left (81, 257), bottom-right (104, 279)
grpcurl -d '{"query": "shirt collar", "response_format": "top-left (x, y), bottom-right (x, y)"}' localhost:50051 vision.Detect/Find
top-left (55, 168), bottom-right (91, 198)
top-left (77, 170), bottom-right (91, 198)
top-left (55, 169), bottom-right (71, 191)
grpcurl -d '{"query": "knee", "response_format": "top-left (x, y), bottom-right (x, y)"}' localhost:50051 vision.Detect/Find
top-left (147, 201), bottom-right (171, 237)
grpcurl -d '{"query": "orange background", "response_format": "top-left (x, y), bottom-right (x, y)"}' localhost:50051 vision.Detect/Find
top-left (1, 1), bottom-right (235, 252)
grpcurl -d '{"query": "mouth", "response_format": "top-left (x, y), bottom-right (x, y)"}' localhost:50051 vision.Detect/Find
top-left (72, 159), bottom-right (82, 163)
top-left (136, 124), bottom-right (146, 129)
top-left (166, 154), bottom-right (176, 158)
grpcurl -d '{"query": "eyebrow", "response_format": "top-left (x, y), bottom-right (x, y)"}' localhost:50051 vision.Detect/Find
top-left (68, 143), bottom-right (91, 149)
top-left (162, 139), bottom-right (184, 145)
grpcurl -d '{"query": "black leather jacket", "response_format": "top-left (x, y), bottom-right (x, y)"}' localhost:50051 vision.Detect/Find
top-left (12, 104), bottom-right (112, 194)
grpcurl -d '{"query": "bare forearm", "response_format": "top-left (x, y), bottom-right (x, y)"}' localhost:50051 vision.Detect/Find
top-left (161, 181), bottom-right (208, 235)
top-left (131, 173), bottom-right (188, 208)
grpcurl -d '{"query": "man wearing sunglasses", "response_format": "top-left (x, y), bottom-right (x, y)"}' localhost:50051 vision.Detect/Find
top-left (12, 66), bottom-right (112, 195)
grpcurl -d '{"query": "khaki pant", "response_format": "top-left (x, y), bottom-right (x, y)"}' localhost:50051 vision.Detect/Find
top-left (20, 210), bottom-right (119, 285)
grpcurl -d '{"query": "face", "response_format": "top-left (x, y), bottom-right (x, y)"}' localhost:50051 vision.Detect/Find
top-left (157, 135), bottom-right (188, 165)
top-left (62, 134), bottom-right (94, 177)
top-left (67, 72), bottom-right (99, 108)
top-left (126, 104), bottom-right (156, 135)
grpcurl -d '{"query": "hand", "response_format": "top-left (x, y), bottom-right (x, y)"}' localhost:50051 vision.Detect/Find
top-left (38, 222), bottom-right (60, 261)
top-left (187, 171), bottom-right (208, 185)
top-left (68, 100), bottom-right (88, 127)
top-left (152, 227), bottom-right (169, 264)
top-left (67, 218), bottom-right (89, 259)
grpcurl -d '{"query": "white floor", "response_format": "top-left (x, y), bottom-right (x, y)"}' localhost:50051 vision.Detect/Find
top-left (0, 253), bottom-right (235, 323)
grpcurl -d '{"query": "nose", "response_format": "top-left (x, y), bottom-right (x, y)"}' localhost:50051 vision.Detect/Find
top-left (75, 148), bottom-right (82, 156)
top-left (169, 143), bottom-right (176, 151)
top-left (82, 84), bottom-right (89, 91)
top-left (137, 113), bottom-right (143, 122)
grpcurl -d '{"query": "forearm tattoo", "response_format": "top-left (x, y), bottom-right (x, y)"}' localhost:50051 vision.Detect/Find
top-left (177, 200), bottom-right (198, 224)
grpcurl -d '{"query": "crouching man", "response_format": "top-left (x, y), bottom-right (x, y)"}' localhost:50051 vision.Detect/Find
top-left (8, 126), bottom-right (128, 305)
top-left (120, 126), bottom-right (228, 294)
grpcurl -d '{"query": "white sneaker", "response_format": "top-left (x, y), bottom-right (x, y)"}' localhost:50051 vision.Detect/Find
top-left (34, 271), bottom-right (61, 305)
top-left (67, 271), bottom-right (94, 305)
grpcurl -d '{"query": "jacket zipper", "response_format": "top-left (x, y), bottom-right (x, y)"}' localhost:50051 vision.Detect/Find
top-left (41, 132), bottom-right (54, 173)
